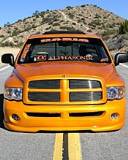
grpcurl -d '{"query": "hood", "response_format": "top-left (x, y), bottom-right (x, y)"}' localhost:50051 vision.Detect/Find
top-left (14, 61), bottom-right (116, 82)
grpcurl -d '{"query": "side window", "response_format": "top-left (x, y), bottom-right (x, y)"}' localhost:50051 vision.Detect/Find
top-left (97, 46), bottom-right (108, 58)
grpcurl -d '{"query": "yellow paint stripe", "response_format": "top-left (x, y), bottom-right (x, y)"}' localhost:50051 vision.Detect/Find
top-left (68, 133), bottom-right (82, 160)
top-left (53, 133), bottom-right (63, 160)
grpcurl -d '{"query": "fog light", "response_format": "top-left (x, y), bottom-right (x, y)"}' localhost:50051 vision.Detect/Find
top-left (12, 114), bottom-right (20, 121)
top-left (111, 113), bottom-right (119, 120)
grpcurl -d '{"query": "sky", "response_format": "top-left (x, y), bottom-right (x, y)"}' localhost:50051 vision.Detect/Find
top-left (0, 0), bottom-right (128, 27)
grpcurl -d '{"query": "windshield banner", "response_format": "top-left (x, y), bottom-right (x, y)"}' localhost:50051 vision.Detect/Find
top-left (34, 55), bottom-right (93, 61)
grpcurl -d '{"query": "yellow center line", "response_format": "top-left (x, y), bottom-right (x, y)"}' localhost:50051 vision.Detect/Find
top-left (53, 133), bottom-right (82, 160)
top-left (68, 133), bottom-right (82, 160)
top-left (53, 133), bottom-right (63, 160)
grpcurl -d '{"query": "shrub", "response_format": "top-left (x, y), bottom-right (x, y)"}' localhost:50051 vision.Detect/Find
top-left (12, 30), bottom-right (19, 36)
top-left (4, 22), bottom-right (10, 27)
top-left (40, 11), bottom-right (45, 17)
top-left (66, 6), bottom-right (73, 10)
top-left (17, 42), bottom-right (24, 48)
top-left (33, 10), bottom-right (40, 17)
top-left (17, 19), bottom-right (22, 23)
top-left (119, 20), bottom-right (128, 34)
top-left (95, 14), bottom-right (101, 19)
top-left (0, 35), bottom-right (4, 38)
top-left (102, 29), bottom-right (117, 36)
top-left (81, 5), bottom-right (86, 8)
top-left (24, 25), bottom-right (32, 31)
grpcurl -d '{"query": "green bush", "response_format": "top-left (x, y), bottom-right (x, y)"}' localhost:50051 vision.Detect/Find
top-left (102, 29), bottom-right (117, 37)
top-left (11, 30), bottom-right (18, 36)
top-left (66, 6), bottom-right (73, 10)
top-left (4, 22), bottom-right (10, 27)
top-left (17, 42), bottom-right (24, 48)
top-left (33, 10), bottom-right (40, 17)
top-left (119, 20), bottom-right (128, 34)
top-left (81, 5), bottom-right (86, 8)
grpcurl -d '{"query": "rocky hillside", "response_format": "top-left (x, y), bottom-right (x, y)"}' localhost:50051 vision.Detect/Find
top-left (0, 4), bottom-right (127, 52)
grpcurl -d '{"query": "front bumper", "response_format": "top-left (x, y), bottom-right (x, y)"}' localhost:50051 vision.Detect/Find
top-left (3, 98), bottom-right (126, 132)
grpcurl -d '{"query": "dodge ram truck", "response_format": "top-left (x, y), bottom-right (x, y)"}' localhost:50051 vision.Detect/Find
top-left (1, 31), bottom-right (128, 132)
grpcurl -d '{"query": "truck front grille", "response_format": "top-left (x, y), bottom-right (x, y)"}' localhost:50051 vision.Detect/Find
top-left (28, 92), bottom-right (60, 102)
top-left (26, 78), bottom-right (104, 104)
top-left (69, 92), bottom-right (102, 101)
top-left (70, 79), bottom-right (101, 89)
top-left (29, 80), bottom-right (60, 89)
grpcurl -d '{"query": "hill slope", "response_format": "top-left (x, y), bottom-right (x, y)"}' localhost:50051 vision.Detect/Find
top-left (0, 4), bottom-right (127, 52)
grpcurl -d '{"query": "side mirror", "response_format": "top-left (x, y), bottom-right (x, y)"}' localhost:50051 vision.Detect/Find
top-left (114, 53), bottom-right (128, 66)
top-left (1, 53), bottom-right (15, 66)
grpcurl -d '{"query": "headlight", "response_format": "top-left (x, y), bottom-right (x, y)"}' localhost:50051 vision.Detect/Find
top-left (4, 88), bottom-right (22, 101)
top-left (107, 87), bottom-right (125, 100)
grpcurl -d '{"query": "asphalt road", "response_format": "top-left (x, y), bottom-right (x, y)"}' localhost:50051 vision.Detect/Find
top-left (0, 66), bottom-right (55, 160)
top-left (0, 65), bottom-right (128, 160)
top-left (81, 65), bottom-right (128, 160)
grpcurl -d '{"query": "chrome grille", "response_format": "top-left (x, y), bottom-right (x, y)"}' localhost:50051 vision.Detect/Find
top-left (69, 92), bottom-right (102, 101)
top-left (29, 80), bottom-right (60, 89)
top-left (27, 78), bottom-right (103, 104)
top-left (70, 79), bottom-right (101, 89)
top-left (28, 92), bottom-right (60, 102)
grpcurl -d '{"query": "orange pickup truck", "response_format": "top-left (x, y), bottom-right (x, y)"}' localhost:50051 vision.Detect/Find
top-left (1, 31), bottom-right (128, 132)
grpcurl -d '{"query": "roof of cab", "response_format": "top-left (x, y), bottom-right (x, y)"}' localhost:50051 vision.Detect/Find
top-left (28, 31), bottom-right (101, 40)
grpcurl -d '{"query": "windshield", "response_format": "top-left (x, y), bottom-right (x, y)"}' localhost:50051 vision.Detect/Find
top-left (18, 38), bottom-right (111, 63)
